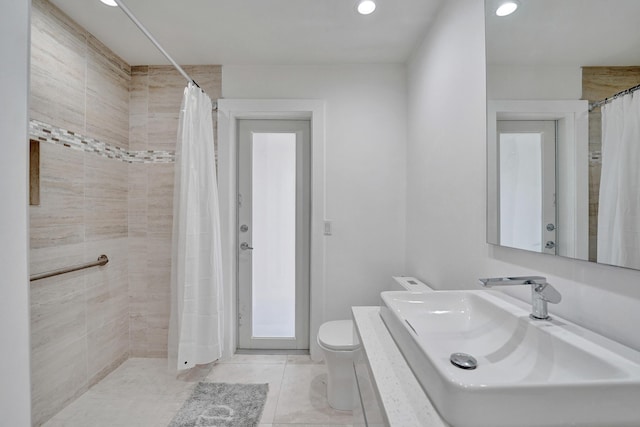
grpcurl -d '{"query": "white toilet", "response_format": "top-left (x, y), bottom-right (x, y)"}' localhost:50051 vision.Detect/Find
top-left (317, 319), bottom-right (360, 410)
top-left (317, 276), bottom-right (432, 410)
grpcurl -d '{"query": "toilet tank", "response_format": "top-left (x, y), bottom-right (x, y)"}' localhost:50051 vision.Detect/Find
top-left (391, 276), bottom-right (433, 292)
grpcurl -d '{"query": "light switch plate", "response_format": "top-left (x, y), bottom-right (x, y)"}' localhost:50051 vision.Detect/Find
top-left (324, 220), bottom-right (332, 236)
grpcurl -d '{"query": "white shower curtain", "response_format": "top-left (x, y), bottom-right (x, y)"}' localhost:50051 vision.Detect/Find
top-left (597, 92), bottom-right (640, 269)
top-left (168, 83), bottom-right (223, 372)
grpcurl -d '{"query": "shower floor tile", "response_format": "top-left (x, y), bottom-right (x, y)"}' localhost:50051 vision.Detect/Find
top-left (42, 356), bottom-right (353, 427)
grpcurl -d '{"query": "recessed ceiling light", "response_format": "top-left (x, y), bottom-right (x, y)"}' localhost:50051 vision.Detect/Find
top-left (100, 0), bottom-right (118, 7)
top-left (357, 0), bottom-right (376, 15)
top-left (496, 1), bottom-right (518, 17)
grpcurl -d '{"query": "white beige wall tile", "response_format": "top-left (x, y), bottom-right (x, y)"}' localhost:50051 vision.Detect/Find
top-left (128, 238), bottom-right (148, 277)
top-left (148, 66), bottom-right (187, 115)
top-left (128, 215), bottom-right (148, 240)
top-left (147, 163), bottom-right (174, 233)
top-left (30, 0), bottom-right (86, 134)
top-left (31, 155), bottom-right (130, 426)
top-left (86, 35), bottom-right (130, 150)
top-left (130, 309), bottom-right (171, 357)
top-left (30, 143), bottom-right (85, 249)
top-left (30, 225), bottom-right (85, 251)
top-left (30, 274), bottom-right (87, 353)
top-left (146, 234), bottom-right (172, 289)
top-left (85, 154), bottom-right (128, 200)
top-left (85, 196), bottom-right (128, 241)
top-left (127, 163), bottom-right (148, 199)
top-left (84, 157), bottom-right (128, 241)
top-left (148, 113), bottom-right (181, 151)
top-left (35, 141), bottom-right (85, 198)
top-left (87, 315), bottom-right (129, 386)
top-left (129, 67), bottom-right (149, 152)
top-left (29, 1), bottom-right (132, 424)
top-left (31, 0), bottom-right (132, 147)
top-left (31, 335), bottom-right (88, 426)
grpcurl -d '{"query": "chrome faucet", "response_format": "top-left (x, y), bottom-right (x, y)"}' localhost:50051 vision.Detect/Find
top-left (479, 276), bottom-right (561, 320)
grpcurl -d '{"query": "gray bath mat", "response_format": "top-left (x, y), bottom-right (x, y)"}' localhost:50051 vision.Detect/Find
top-left (169, 382), bottom-right (268, 427)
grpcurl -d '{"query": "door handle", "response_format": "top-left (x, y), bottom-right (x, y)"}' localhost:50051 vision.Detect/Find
top-left (240, 242), bottom-right (253, 251)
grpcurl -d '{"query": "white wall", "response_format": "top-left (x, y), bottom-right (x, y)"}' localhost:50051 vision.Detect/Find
top-left (222, 64), bottom-right (407, 321)
top-left (488, 64), bottom-right (582, 100)
top-left (0, 0), bottom-right (32, 425)
top-left (406, 0), bottom-right (640, 352)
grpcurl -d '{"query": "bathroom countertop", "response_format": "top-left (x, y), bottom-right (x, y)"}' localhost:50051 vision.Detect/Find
top-left (352, 306), bottom-right (448, 427)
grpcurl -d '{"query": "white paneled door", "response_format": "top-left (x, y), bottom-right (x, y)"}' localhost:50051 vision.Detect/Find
top-left (237, 120), bottom-right (310, 350)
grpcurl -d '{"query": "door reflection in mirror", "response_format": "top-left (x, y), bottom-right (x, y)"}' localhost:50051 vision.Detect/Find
top-left (498, 121), bottom-right (557, 254)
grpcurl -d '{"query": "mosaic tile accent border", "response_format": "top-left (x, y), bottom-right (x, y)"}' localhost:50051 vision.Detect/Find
top-left (29, 120), bottom-right (175, 164)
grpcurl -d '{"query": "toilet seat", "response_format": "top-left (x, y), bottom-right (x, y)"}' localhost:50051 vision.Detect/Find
top-left (317, 320), bottom-right (358, 351)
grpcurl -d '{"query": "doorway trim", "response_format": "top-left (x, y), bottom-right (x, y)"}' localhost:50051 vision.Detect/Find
top-left (487, 100), bottom-right (589, 260)
top-left (218, 99), bottom-right (326, 361)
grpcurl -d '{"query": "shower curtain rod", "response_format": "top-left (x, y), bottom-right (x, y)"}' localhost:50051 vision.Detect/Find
top-left (589, 82), bottom-right (640, 111)
top-left (114, 0), bottom-right (208, 95)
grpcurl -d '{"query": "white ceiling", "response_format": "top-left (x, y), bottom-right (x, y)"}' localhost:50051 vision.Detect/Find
top-left (47, 0), bottom-right (640, 69)
top-left (48, 0), bottom-right (444, 66)
top-left (486, 0), bottom-right (640, 66)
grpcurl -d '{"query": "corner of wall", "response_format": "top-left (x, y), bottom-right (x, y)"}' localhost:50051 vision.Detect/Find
top-left (0, 0), bottom-right (32, 425)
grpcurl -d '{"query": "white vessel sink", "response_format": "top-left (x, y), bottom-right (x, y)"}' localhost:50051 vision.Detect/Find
top-left (379, 290), bottom-right (640, 427)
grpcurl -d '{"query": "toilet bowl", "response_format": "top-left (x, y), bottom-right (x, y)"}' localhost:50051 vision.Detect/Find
top-left (317, 319), bottom-right (359, 410)
top-left (317, 276), bottom-right (432, 410)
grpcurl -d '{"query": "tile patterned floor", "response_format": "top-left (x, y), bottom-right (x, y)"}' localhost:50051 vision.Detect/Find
top-left (43, 355), bottom-right (353, 427)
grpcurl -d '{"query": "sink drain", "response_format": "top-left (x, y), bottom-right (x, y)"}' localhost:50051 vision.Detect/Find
top-left (450, 353), bottom-right (478, 370)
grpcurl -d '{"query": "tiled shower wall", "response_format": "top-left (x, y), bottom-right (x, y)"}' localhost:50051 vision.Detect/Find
top-left (30, 0), bottom-right (223, 423)
top-left (30, 0), bottom-right (130, 425)
top-left (582, 66), bottom-right (640, 262)
top-left (128, 65), bottom-right (222, 357)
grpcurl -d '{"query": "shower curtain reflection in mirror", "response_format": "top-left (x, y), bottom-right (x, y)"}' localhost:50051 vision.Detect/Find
top-left (598, 93), bottom-right (640, 269)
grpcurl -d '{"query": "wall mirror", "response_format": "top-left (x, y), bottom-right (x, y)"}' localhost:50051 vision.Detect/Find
top-left (485, 0), bottom-right (640, 270)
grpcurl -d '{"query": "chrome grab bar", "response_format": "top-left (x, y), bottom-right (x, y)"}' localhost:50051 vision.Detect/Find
top-left (30, 254), bottom-right (109, 282)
